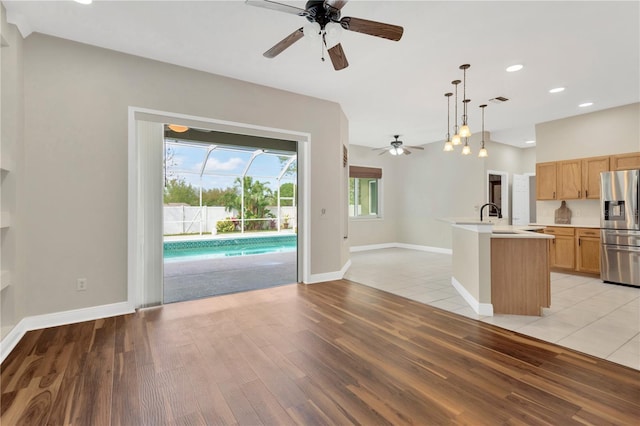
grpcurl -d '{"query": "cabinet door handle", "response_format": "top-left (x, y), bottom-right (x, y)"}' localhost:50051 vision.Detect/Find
top-left (578, 190), bottom-right (581, 198)
top-left (578, 238), bottom-right (581, 246)
top-left (553, 191), bottom-right (556, 199)
top-left (585, 190), bottom-right (588, 198)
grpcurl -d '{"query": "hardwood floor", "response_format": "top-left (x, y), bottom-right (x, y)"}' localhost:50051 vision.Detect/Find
top-left (2, 280), bottom-right (639, 425)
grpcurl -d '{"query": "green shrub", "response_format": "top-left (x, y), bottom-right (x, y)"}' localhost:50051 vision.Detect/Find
top-left (216, 218), bottom-right (237, 233)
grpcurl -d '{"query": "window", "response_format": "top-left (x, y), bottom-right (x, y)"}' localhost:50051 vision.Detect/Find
top-left (349, 166), bottom-right (382, 218)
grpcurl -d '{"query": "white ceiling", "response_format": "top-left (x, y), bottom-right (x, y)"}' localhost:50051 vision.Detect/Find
top-left (4, 0), bottom-right (639, 149)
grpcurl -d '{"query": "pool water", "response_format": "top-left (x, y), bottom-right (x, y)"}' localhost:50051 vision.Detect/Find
top-left (163, 235), bottom-right (297, 262)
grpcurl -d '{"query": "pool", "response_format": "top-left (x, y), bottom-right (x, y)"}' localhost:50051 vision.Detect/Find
top-left (163, 234), bottom-right (297, 262)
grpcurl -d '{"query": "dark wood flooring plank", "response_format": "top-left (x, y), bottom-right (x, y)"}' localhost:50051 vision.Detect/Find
top-left (1, 280), bottom-right (639, 425)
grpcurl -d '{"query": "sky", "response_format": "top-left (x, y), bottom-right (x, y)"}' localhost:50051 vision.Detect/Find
top-left (165, 141), bottom-right (297, 191)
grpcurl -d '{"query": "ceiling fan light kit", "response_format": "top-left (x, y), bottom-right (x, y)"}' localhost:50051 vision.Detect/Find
top-left (373, 135), bottom-right (424, 157)
top-left (246, 0), bottom-right (404, 70)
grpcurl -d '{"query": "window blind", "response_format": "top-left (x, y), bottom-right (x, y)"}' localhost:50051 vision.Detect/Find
top-left (349, 166), bottom-right (382, 179)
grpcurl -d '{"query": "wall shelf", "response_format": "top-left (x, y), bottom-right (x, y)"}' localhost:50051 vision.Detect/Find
top-left (0, 270), bottom-right (10, 291)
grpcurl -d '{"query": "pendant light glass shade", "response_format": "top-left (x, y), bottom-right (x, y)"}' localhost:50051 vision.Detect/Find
top-left (443, 141), bottom-right (454, 152)
top-left (451, 134), bottom-right (461, 145)
top-left (461, 140), bottom-right (471, 155)
top-left (478, 147), bottom-right (488, 157)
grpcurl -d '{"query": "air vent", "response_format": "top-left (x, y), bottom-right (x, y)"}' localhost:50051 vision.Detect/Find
top-left (489, 96), bottom-right (509, 104)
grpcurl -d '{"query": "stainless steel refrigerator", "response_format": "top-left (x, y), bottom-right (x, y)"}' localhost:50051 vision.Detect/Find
top-left (600, 169), bottom-right (640, 287)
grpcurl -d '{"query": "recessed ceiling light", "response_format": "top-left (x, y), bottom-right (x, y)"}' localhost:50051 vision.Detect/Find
top-left (525, 140), bottom-right (536, 144)
top-left (579, 102), bottom-right (593, 108)
top-left (506, 64), bottom-right (523, 72)
top-left (549, 87), bottom-right (565, 93)
top-left (74, 0), bottom-right (92, 4)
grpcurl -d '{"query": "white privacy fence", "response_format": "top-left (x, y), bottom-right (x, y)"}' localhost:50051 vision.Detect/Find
top-left (164, 205), bottom-right (297, 235)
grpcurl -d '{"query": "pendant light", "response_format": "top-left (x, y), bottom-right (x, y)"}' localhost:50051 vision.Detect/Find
top-left (478, 104), bottom-right (488, 158)
top-left (461, 138), bottom-right (471, 155)
top-left (443, 92), bottom-right (454, 151)
top-left (451, 80), bottom-right (462, 145)
top-left (459, 64), bottom-right (472, 138)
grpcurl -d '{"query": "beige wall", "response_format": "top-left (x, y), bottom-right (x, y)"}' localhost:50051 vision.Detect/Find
top-left (350, 133), bottom-right (533, 249)
top-left (535, 102), bottom-right (640, 226)
top-left (347, 144), bottom-right (398, 247)
top-left (535, 103), bottom-right (640, 162)
top-left (20, 33), bottom-right (348, 317)
top-left (1, 5), bottom-right (24, 336)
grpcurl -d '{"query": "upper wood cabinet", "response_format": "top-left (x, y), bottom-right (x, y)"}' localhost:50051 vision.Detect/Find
top-left (536, 152), bottom-right (638, 200)
top-left (611, 152), bottom-right (640, 171)
top-left (582, 156), bottom-right (610, 199)
top-left (556, 160), bottom-right (582, 199)
top-left (536, 162), bottom-right (558, 200)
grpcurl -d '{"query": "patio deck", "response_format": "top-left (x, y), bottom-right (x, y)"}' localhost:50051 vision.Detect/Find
top-left (163, 249), bottom-right (297, 303)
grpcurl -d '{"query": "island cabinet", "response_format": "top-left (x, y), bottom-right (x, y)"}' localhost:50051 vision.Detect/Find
top-left (544, 227), bottom-right (575, 269)
top-left (491, 238), bottom-right (550, 316)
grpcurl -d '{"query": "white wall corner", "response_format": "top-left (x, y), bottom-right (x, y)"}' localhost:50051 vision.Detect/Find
top-left (305, 259), bottom-right (352, 284)
top-left (350, 242), bottom-right (452, 255)
top-left (451, 277), bottom-right (493, 316)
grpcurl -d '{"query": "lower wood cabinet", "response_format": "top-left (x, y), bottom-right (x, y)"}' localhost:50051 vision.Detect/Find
top-left (543, 226), bottom-right (600, 275)
top-left (576, 228), bottom-right (601, 274)
top-left (544, 227), bottom-right (575, 269)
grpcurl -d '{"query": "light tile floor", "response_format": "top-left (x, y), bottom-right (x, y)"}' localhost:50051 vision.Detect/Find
top-left (345, 248), bottom-right (640, 370)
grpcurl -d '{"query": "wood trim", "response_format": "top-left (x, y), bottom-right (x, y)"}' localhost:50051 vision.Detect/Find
top-left (349, 165), bottom-right (382, 179)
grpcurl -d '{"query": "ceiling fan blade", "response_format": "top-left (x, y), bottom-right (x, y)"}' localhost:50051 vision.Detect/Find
top-left (403, 148), bottom-right (412, 155)
top-left (372, 146), bottom-right (390, 151)
top-left (340, 17), bottom-right (404, 41)
top-left (327, 43), bottom-right (349, 70)
top-left (378, 150), bottom-right (389, 156)
top-left (245, 0), bottom-right (308, 16)
top-left (405, 145), bottom-right (425, 150)
top-left (324, 0), bottom-right (349, 12)
top-left (264, 28), bottom-right (304, 58)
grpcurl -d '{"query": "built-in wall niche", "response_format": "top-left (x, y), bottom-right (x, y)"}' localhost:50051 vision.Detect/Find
top-left (487, 170), bottom-right (509, 219)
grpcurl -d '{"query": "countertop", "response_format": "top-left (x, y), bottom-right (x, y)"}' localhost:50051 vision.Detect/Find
top-left (491, 225), bottom-right (554, 239)
top-left (528, 222), bottom-right (600, 229)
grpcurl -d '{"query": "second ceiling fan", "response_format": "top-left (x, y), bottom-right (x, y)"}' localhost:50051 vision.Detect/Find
top-left (246, 0), bottom-right (404, 70)
top-left (374, 135), bottom-right (424, 156)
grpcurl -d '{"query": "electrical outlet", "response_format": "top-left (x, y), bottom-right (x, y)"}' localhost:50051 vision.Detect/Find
top-left (77, 278), bottom-right (87, 291)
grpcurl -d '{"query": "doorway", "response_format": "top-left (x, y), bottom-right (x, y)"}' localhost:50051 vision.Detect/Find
top-left (128, 108), bottom-right (311, 311)
top-left (162, 127), bottom-right (298, 303)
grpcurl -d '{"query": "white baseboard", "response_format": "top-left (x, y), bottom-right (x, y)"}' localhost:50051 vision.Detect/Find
top-left (350, 243), bottom-right (397, 252)
top-left (451, 277), bottom-right (494, 316)
top-left (1, 301), bottom-right (134, 363)
top-left (350, 242), bottom-right (452, 255)
top-left (305, 259), bottom-right (352, 284)
top-left (395, 243), bottom-right (453, 255)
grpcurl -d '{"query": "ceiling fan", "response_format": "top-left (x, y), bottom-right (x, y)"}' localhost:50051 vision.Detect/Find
top-left (246, 0), bottom-right (404, 70)
top-left (373, 135), bottom-right (424, 156)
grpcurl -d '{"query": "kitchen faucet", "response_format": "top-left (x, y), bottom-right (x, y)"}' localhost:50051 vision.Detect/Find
top-left (480, 203), bottom-right (502, 222)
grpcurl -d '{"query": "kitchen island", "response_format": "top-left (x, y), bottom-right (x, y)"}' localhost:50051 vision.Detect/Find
top-left (448, 221), bottom-right (554, 316)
